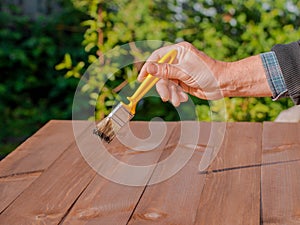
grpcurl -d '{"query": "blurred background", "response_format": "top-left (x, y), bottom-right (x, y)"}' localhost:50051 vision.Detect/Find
top-left (0, 0), bottom-right (299, 159)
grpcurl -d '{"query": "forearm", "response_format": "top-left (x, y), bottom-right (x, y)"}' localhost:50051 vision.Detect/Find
top-left (216, 55), bottom-right (272, 98)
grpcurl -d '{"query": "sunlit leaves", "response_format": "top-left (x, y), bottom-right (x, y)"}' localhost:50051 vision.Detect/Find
top-left (61, 0), bottom-right (298, 121)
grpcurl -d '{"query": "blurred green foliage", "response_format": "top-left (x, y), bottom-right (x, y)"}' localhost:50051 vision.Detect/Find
top-left (58, 0), bottom-right (298, 123)
top-left (1, 0), bottom-right (299, 158)
top-left (0, 0), bottom-right (87, 158)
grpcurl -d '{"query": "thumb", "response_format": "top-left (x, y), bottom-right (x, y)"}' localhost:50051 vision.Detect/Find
top-left (137, 62), bottom-right (158, 82)
top-left (146, 62), bottom-right (159, 75)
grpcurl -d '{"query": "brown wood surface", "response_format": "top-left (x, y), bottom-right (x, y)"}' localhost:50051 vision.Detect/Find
top-left (0, 120), bottom-right (90, 216)
top-left (128, 122), bottom-right (262, 225)
top-left (61, 122), bottom-right (177, 225)
top-left (0, 120), bottom-right (299, 225)
top-left (0, 171), bottom-right (41, 213)
top-left (128, 122), bottom-right (209, 225)
top-left (0, 121), bottom-right (95, 224)
top-left (195, 123), bottom-right (262, 225)
top-left (261, 122), bottom-right (300, 225)
top-left (0, 120), bottom-right (90, 177)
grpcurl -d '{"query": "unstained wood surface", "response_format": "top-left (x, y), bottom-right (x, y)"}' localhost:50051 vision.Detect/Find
top-left (261, 122), bottom-right (300, 225)
top-left (194, 123), bottom-right (262, 225)
top-left (0, 120), bottom-right (299, 225)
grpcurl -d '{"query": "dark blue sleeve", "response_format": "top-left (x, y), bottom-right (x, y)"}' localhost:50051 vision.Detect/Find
top-left (272, 40), bottom-right (300, 105)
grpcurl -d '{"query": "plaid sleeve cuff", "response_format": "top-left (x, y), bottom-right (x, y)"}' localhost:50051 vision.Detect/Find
top-left (260, 51), bottom-right (288, 100)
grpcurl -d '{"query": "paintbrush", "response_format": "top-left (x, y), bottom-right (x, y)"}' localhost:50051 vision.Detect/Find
top-left (93, 49), bottom-right (177, 143)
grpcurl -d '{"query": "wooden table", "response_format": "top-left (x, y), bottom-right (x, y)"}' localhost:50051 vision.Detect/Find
top-left (0, 120), bottom-right (299, 225)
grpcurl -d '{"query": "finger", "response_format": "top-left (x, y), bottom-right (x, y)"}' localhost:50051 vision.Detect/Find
top-left (174, 83), bottom-right (188, 102)
top-left (179, 90), bottom-right (188, 102)
top-left (178, 82), bottom-right (203, 100)
top-left (138, 61), bottom-right (156, 82)
top-left (170, 78), bottom-right (179, 85)
top-left (188, 87), bottom-right (208, 100)
top-left (156, 79), bottom-right (170, 102)
top-left (179, 82), bottom-right (195, 95)
top-left (169, 82), bottom-right (181, 107)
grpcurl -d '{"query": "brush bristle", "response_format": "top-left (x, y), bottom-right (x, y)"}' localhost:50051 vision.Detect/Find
top-left (93, 117), bottom-right (116, 143)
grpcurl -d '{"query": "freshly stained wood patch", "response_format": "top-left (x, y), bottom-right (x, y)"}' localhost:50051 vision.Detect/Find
top-left (128, 122), bottom-right (207, 225)
top-left (195, 123), bottom-right (262, 225)
top-left (62, 122), bottom-right (177, 225)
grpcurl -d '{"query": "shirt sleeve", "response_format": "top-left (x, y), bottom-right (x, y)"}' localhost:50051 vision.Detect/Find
top-left (271, 40), bottom-right (300, 105)
top-left (260, 51), bottom-right (288, 100)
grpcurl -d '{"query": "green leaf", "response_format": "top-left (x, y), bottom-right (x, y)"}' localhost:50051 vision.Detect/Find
top-left (64, 53), bottom-right (72, 69)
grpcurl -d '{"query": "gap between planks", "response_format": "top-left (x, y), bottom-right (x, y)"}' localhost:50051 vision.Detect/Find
top-left (58, 121), bottom-right (178, 225)
top-left (124, 125), bottom-right (179, 225)
top-left (0, 170), bottom-right (43, 182)
top-left (0, 170), bottom-right (43, 214)
top-left (58, 175), bottom-right (97, 225)
top-left (199, 158), bottom-right (300, 175)
top-left (0, 121), bottom-right (95, 224)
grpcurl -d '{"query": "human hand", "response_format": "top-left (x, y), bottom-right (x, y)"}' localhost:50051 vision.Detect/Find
top-left (138, 42), bottom-right (224, 107)
top-left (139, 42), bottom-right (272, 106)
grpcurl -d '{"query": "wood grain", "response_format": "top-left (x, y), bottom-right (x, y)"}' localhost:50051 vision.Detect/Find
top-left (0, 122), bottom-right (96, 224)
top-left (0, 120), bottom-right (90, 216)
top-left (195, 168), bottom-right (261, 225)
top-left (262, 122), bottom-right (300, 163)
top-left (128, 122), bottom-right (209, 225)
top-left (195, 122), bottom-right (262, 225)
top-left (261, 122), bottom-right (300, 225)
top-left (0, 120), bottom-right (90, 177)
top-left (60, 122), bottom-right (177, 225)
top-left (204, 122), bottom-right (262, 171)
top-left (0, 171), bottom-right (41, 213)
top-left (3, 121), bottom-right (300, 225)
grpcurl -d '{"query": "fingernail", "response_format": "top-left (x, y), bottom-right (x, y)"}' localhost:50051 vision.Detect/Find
top-left (162, 97), bottom-right (168, 102)
top-left (181, 92), bottom-right (188, 102)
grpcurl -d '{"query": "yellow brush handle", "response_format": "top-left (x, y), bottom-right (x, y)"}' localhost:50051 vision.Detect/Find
top-left (124, 49), bottom-right (177, 115)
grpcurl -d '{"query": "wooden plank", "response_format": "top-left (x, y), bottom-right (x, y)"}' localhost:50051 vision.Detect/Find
top-left (203, 122), bottom-right (262, 171)
top-left (128, 122), bottom-right (262, 225)
top-left (0, 122), bottom-right (97, 224)
top-left (262, 122), bottom-right (300, 163)
top-left (0, 120), bottom-right (90, 216)
top-left (261, 122), bottom-right (300, 225)
top-left (128, 121), bottom-right (209, 225)
top-left (194, 122), bottom-right (262, 225)
top-left (60, 122), bottom-right (177, 225)
top-left (195, 168), bottom-right (261, 225)
top-left (0, 171), bottom-right (41, 213)
top-left (0, 120), bottom-right (90, 177)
